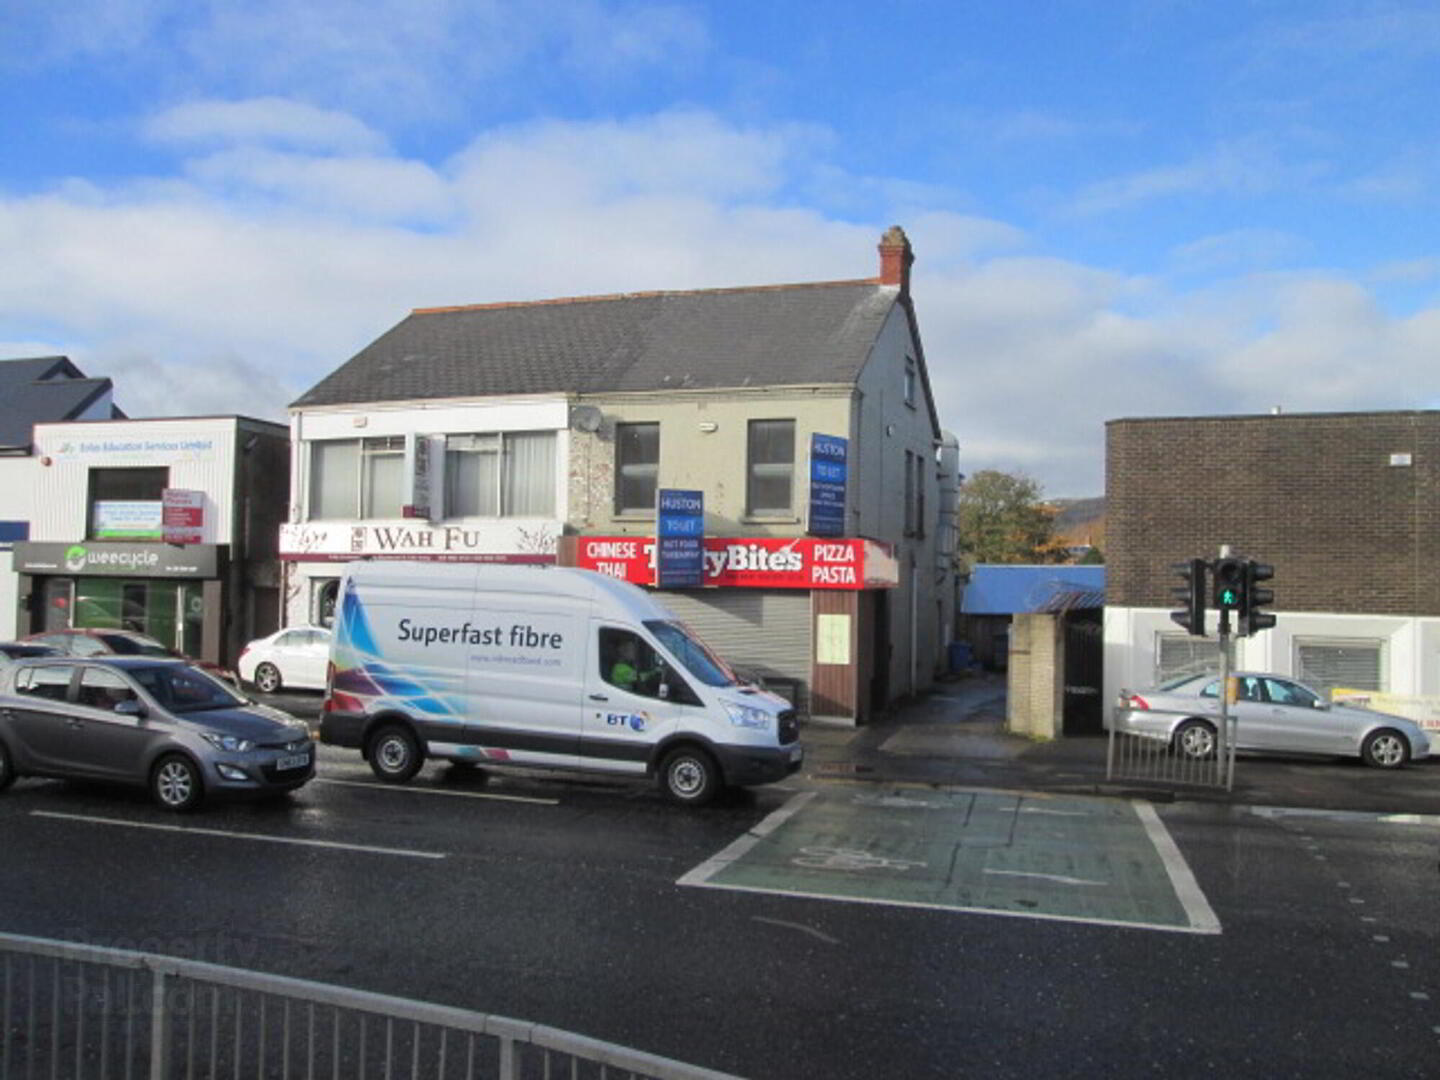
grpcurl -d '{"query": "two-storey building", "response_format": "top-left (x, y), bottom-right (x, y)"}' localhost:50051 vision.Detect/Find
top-left (284, 228), bottom-right (956, 721)
top-left (11, 415), bottom-right (289, 668)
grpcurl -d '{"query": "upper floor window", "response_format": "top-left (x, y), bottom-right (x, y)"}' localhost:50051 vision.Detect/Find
top-left (904, 358), bottom-right (917, 408)
top-left (747, 419), bottom-right (795, 517)
top-left (88, 467), bottom-right (168, 540)
top-left (308, 437), bottom-right (404, 520)
top-left (446, 431), bottom-right (556, 518)
top-left (615, 423), bottom-right (659, 515)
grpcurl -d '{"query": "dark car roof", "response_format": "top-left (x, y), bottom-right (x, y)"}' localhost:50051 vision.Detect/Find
top-left (0, 642), bottom-right (62, 658)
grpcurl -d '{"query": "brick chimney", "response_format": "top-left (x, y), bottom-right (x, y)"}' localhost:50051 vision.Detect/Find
top-left (877, 225), bottom-right (913, 293)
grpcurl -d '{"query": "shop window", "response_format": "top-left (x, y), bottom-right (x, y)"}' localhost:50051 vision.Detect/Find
top-left (615, 423), bottom-right (659, 515)
top-left (747, 419), bottom-right (794, 516)
top-left (308, 437), bottom-right (405, 520)
top-left (315, 580), bottom-right (340, 628)
top-left (88, 467), bottom-right (168, 540)
top-left (446, 431), bottom-right (556, 517)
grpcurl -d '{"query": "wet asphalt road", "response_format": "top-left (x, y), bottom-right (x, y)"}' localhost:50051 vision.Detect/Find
top-left (3, 690), bottom-right (1438, 1078)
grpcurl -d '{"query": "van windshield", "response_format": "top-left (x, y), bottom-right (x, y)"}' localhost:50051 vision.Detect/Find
top-left (644, 620), bottom-right (740, 688)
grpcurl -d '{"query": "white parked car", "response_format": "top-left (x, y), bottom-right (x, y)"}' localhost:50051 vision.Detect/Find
top-left (237, 627), bottom-right (332, 693)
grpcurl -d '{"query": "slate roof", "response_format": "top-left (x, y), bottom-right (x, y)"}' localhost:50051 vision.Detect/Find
top-left (292, 280), bottom-right (902, 408)
top-left (961, 564), bottom-right (1106, 615)
top-left (0, 356), bottom-right (119, 450)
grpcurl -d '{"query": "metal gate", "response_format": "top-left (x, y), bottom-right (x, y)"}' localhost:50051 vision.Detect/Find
top-left (1061, 615), bottom-right (1104, 735)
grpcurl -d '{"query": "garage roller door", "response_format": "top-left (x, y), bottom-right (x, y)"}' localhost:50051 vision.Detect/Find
top-left (655, 590), bottom-right (812, 715)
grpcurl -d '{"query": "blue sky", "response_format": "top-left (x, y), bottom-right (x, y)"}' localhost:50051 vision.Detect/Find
top-left (3, 1), bottom-right (1439, 496)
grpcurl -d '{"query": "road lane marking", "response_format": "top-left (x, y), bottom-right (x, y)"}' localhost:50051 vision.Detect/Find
top-left (750, 916), bottom-right (840, 944)
top-left (1133, 800), bottom-right (1220, 933)
top-left (314, 777), bottom-right (559, 805)
top-left (676, 790), bottom-right (817, 886)
top-left (982, 869), bottom-right (1107, 887)
top-left (30, 811), bottom-right (447, 860)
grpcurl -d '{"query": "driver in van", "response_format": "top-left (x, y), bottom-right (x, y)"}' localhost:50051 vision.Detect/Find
top-left (609, 638), bottom-right (661, 696)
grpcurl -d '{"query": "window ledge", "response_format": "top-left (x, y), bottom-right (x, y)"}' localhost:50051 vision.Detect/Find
top-left (741, 515), bottom-right (801, 525)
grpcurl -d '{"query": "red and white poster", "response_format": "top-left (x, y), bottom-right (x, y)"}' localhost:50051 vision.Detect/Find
top-left (161, 489), bottom-right (205, 545)
top-left (574, 536), bottom-right (897, 590)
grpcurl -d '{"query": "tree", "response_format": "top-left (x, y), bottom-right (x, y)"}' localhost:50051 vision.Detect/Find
top-left (955, 469), bottom-right (1068, 565)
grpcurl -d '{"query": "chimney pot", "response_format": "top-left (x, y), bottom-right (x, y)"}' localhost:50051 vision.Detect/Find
top-left (878, 225), bottom-right (914, 293)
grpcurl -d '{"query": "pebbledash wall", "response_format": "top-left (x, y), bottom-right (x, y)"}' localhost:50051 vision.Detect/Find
top-left (1104, 411), bottom-right (1440, 707)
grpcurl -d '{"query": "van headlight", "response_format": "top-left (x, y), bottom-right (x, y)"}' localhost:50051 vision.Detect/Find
top-left (724, 702), bottom-right (773, 731)
top-left (200, 732), bottom-right (254, 753)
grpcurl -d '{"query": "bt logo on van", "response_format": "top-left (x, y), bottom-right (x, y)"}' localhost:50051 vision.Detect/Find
top-left (605, 712), bottom-right (647, 732)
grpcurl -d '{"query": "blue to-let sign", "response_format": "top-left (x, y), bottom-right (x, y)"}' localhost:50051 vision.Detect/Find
top-left (808, 434), bottom-right (848, 537)
top-left (655, 488), bottom-right (704, 588)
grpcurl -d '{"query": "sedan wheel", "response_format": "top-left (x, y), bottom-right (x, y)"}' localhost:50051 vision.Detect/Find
top-left (1173, 719), bottom-right (1217, 760)
top-left (1361, 729), bottom-right (1409, 769)
top-left (151, 755), bottom-right (203, 811)
top-left (254, 662), bottom-right (283, 694)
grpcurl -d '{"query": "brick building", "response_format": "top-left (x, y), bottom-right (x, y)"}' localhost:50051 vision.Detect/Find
top-left (1105, 410), bottom-right (1440, 704)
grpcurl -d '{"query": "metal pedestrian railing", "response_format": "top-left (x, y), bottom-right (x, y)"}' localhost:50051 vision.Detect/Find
top-left (0, 931), bottom-right (743, 1080)
top-left (1106, 709), bottom-right (1236, 791)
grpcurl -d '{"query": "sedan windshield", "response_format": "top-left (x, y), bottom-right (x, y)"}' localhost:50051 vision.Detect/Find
top-left (130, 665), bottom-right (245, 713)
top-left (644, 620), bottom-right (740, 688)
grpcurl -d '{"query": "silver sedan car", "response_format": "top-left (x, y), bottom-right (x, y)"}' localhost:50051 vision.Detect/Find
top-left (0, 656), bottom-right (314, 810)
top-left (1114, 671), bottom-right (1432, 768)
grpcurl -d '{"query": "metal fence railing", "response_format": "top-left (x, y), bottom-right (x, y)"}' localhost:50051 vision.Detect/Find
top-left (0, 931), bottom-right (744, 1080)
top-left (1106, 709), bottom-right (1236, 791)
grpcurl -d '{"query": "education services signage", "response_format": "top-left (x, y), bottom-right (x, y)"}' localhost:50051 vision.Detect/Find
top-left (12, 541), bottom-right (220, 579)
top-left (574, 536), bottom-right (898, 590)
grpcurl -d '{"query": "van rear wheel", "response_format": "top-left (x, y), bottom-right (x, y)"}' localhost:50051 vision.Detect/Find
top-left (368, 725), bottom-right (423, 783)
top-left (659, 746), bottom-right (720, 806)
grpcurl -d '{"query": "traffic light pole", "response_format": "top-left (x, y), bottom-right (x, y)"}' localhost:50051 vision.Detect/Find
top-left (1217, 608), bottom-right (1234, 791)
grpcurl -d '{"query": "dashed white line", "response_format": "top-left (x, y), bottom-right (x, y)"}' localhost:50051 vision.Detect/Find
top-left (315, 777), bottom-right (559, 805)
top-left (30, 811), bottom-right (446, 860)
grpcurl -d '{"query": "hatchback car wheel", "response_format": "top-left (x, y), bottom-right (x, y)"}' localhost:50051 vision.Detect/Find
top-left (151, 754), bottom-right (203, 811)
top-left (1361, 729), bottom-right (1409, 769)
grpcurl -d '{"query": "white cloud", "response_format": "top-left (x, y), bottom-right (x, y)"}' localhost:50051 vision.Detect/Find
top-left (4, 103), bottom-right (1440, 497)
top-left (145, 98), bottom-right (389, 154)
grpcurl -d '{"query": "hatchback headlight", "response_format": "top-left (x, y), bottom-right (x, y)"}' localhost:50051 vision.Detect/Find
top-left (200, 732), bottom-right (254, 753)
top-left (724, 702), bottom-right (773, 731)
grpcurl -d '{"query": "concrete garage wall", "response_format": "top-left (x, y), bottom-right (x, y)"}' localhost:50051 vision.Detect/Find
top-left (1007, 613), bottom-right (1062, 739)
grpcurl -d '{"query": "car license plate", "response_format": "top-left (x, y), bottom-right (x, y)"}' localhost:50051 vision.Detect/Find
top-left (788, 745), bottom-right (804, 763)
top-left (276, 752), bottom-right (310, 771)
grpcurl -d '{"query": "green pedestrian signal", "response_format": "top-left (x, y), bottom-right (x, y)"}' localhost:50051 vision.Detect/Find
top-left (1212, 558), bottom-right (1245, 612)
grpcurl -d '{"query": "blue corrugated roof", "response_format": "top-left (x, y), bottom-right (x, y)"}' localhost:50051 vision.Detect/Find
top-left (961, 564), bottom-right (1106, 615)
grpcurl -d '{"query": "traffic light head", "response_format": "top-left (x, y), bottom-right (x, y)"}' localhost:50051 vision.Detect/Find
top-left (1241, 561), bottom-right (1276, 635)
top-left (1212, 557), bottom-right (1245, 611)
top-left (1169, 557), bottom-right (1207, 636)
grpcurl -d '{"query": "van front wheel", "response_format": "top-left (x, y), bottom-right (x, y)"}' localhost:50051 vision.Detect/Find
top-left (659, 746), bottom-right (720, 806)
top-left (368, 725), bottom-right (423, 783)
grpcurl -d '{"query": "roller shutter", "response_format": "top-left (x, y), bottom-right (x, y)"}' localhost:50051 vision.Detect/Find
top-left (654, 589), bottom-right (813, 715)
top-left (1294, 638), bottom-right (1384, 694)
top-left (1154, 632), bottom-right (1234, 684)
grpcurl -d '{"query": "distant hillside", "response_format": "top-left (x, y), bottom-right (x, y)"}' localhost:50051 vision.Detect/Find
top-left (1051, 497), bottom-right (1105, 530)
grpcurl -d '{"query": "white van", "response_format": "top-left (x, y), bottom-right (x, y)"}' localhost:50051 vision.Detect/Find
top-left (319, 561), bottom-right (802, 804)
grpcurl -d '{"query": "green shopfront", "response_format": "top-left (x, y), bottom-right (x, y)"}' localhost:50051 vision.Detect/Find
top-left (12, 541), bottom-right (224, 662)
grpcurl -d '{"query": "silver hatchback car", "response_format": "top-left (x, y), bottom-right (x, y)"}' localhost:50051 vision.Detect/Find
top-left (1114, 670), bottom-right (1432, 768)
top-left (0, 656), bottom-right (314, 810)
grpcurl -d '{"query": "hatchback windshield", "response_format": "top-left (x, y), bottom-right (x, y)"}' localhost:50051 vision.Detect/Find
top-left (100, 634), bottom-right (173, 658)
top-left (644, 620), bottom-right (739, 688)
top-left (130, 665), bottom-right (245, 712)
